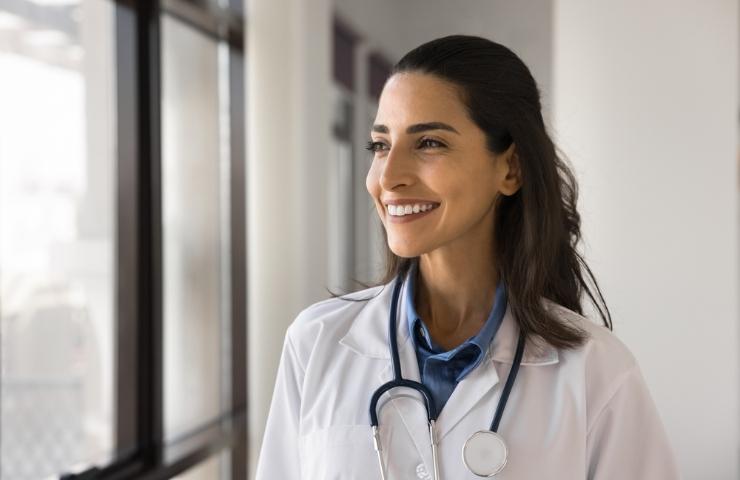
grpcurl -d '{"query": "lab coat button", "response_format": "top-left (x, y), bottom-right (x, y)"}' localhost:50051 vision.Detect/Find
top-left (416, 463), bottom-right (432, 480)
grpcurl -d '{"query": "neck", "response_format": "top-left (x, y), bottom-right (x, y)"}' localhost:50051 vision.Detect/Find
top-left (415, 242), bottom-right (498, 349)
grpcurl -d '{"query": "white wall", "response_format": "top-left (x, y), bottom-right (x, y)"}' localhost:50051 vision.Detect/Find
top-left (395, 0), bottom-right (555, 121)
top-left (334, 0), bottom-right (552, 92)
top-left (334, 0), bottom-right (553, 99)
top-left (553, 1), bottom-right (739, 478)
top-left (246, 0), bottom-right (331, 475)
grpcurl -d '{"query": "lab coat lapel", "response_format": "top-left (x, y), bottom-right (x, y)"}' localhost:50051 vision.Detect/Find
top-left (435, 348), bottom-right (501, 443)
top-left (375, 278), bottom-right (436, 474)
top-left (376, 334), bottom-right (436, 472)
top-left (338, 280), bottom-right (434, 472)
top-left (435, 302), bottom-right (558, 442)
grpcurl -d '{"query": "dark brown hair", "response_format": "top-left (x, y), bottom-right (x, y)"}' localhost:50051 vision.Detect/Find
top-left (339, 35), bottom-right (611, 349)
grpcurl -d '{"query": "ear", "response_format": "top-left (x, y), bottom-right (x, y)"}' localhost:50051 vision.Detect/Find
top-left (499, 143), bottom-right (522, 196)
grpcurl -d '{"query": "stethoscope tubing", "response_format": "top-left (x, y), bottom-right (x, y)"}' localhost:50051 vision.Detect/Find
top-left (369, 273), bottom-right (437, 426)
top-left (491, 327), bottom-right (525, 432)
top-left (368, 270), bottom-right (526, 480)
top-left (369, 272), bottom-right (525, 432)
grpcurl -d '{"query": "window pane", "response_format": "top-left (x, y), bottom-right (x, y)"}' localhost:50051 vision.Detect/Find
top-left (0, 1), bottom-right (117, 478)
top-left (162, 14), bottom-right (232, 440)
top-left (173, 450), bottom-right (230, 480)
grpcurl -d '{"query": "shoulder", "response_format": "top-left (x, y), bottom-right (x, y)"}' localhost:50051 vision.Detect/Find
top-left (543, 300), bottom-right (652, 427)
top-left (288, 285), bottom-right (386, 336)
top-left (284, 284), bottom-right (387, 360)
top-left (543, 299), bottom-right (636, 372)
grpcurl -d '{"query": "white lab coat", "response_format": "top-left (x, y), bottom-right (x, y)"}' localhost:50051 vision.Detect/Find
top-left (255, 279), bottom-right (680, 479)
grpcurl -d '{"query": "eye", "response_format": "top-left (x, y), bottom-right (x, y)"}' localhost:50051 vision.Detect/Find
top-left (365, 137), bottom-right (445, 153)
top-left (418, 137), bottom-right (445, 149)
top-left (365, 140), bottom-right (388, 153)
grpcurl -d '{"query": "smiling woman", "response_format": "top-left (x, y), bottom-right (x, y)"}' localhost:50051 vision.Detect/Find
top-left (365, 50), bottom-right (603, 352)
top-left (255, 35), bottom-right (680, 480)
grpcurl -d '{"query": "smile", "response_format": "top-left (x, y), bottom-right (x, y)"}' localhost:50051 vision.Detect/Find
top-left (386, 203), bottom-right (439, 216)
top-left (384, 202), bottom-right (440, 224)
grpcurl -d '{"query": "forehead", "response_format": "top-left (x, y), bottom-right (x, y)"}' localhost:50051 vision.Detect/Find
top-left (374, 72), bottom-right (470, 130)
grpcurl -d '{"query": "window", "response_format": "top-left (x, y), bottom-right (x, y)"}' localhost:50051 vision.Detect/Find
top-left (0, 1), bottom-right (247, 479)
top-left (161, 8), bottom-right (233, 445)
top-left (0, 1), bottom-right (117, 478)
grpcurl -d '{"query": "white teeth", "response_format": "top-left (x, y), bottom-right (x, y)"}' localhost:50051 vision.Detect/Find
top-left (386, 203), bottom-right (437, 217)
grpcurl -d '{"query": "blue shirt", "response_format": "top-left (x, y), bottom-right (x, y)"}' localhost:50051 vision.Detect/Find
top-left (405, 261), bottom-right (507, 417)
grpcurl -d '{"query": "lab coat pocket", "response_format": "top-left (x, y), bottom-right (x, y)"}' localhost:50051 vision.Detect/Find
top-left (299, 424), bottom-right (383, 480)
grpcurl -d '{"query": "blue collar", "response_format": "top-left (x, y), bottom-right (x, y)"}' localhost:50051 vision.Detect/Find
top-left (404, 261), bottom-right (507, 364)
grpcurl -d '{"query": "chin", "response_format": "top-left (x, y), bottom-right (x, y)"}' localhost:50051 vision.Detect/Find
top-left (387, 239), bottom-right (426, 259)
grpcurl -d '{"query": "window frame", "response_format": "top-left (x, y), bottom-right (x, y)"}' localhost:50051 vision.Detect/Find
top-left (58, 0), bottom-right (247, 478)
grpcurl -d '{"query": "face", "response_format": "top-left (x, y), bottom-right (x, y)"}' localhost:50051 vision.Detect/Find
top-left (365, 72), bottom-right (520, 259)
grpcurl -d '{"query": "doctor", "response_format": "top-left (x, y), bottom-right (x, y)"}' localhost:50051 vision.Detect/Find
top-left (255, 35), bottom-right (680, 479)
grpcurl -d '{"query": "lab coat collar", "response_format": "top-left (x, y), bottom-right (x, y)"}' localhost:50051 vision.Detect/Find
top-left (338, 279), bottom-right (560, 367)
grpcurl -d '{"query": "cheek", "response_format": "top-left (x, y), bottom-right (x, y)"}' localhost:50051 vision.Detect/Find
top-left (365, 162), bottom-right (386, 218)
top-left (365, 161), bottom-right (380, 196)
top-left (431, 164), bottom-right (496, 214)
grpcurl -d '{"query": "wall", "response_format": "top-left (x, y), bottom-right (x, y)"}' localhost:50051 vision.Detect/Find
top-left (246, 0), bottom-right (331, 474)
top-left (333, 0), bottom-right (554, 105)
top-left (553, 1), bottom-right (739, 477)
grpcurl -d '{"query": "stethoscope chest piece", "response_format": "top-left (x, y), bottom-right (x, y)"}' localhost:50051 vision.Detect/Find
top-left (462, 430), bottom-right (508, 477)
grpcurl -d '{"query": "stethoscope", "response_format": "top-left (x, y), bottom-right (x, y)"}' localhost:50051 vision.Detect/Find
top-left (369, 273), bottom-right (526, 479)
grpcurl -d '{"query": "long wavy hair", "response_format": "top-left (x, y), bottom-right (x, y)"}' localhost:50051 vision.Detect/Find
top-left (340, 35), bottom-right (612, 349)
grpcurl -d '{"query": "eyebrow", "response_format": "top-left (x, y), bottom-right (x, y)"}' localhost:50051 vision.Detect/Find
top-left (371, 122), bottom-right (460, 135)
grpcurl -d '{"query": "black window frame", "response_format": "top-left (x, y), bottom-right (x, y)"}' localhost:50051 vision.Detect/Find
top-left (59, 0), bottom-right (248, 478)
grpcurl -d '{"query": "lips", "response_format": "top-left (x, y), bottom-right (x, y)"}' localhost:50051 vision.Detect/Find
top-left (382, 198), bottom-right (441, 206)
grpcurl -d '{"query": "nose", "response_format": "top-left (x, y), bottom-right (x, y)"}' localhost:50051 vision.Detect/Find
top-left (379, 146), bottom-right (415, 191)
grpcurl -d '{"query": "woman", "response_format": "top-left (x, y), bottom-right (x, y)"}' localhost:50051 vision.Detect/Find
top-left (255, 35), bottom-right (679, 479)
